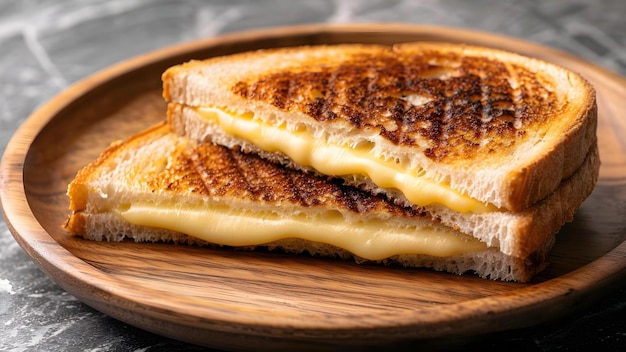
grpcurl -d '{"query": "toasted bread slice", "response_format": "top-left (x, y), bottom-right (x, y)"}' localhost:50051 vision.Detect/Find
top-left (64, 122), bottom-right (570, 282)
top-left (162, 43), bottom-right (597, 213)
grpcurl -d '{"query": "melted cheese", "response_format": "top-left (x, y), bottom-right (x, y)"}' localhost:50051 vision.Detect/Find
top-left (116, 203), bottom-right (488, 259)
top-left (196, 107), bottom-right (495, 213)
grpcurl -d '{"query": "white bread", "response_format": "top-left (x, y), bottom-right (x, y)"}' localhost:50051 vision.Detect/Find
top-left (162, 43), bottom-right (597, 212)
top-left (64, 123), bottom-right (565, 282)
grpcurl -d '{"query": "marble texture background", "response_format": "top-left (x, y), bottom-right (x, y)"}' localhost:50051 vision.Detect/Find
top-left (1, 0), bottom-right (625, 351)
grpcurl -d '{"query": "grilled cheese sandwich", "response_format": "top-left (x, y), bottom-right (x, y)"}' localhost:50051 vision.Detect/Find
top-left (65, 42), bottom-right (599, 282)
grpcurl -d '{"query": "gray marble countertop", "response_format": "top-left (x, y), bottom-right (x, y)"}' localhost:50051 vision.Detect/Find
top-left (1, 1), bottom-right (625, 351)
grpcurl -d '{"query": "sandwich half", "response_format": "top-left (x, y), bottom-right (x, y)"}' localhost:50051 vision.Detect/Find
top-left (67, 122), bottom-right (566, 282)
top-left (161, 43), bottom-right (599, 267)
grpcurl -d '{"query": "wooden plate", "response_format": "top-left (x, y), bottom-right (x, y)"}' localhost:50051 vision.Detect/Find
top-left (2, 24), bottom-right (626, 350)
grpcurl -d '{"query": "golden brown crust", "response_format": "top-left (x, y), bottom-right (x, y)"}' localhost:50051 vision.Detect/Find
top-left (65, 122), bottom-right (172, 234)
top-left (162, 43), bottom-right (597, 211)
top-left (501, 142), bottom-right (600, 257)
top-left (505, 99), bottom-right (597, 209)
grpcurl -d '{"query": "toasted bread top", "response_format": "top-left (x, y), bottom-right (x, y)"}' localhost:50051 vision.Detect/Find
top-left (162, 43), bottom-right (597, 210)
top-left (231, 48), bottom-right (555, 162)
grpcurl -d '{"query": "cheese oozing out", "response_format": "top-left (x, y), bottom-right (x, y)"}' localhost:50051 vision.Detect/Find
top-left (116, 203), bottom-right (488, 260)
top-left (195, 107), bottom-right (495, 214)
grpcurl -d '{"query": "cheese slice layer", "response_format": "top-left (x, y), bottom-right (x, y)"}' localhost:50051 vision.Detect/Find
top-left (116, 203), bottom-right (488, 260)
top-left (196, 107), bottom-right (495, 214)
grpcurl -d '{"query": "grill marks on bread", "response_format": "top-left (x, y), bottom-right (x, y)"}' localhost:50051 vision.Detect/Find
top-left (232, 49), bottom-right (560, 162)
top-left (148, 140), bottom-right (423, 217)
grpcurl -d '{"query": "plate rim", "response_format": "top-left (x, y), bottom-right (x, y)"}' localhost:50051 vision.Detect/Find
top-left (2, 22), bottom-right (626, 346)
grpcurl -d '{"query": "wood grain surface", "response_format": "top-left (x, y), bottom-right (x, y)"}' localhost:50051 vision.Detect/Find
top-left (1, 24), bottom-right (625, 351)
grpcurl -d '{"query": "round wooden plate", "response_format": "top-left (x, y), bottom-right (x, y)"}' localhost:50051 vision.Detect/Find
top-left (1, 24), bottom-right (625, 350)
